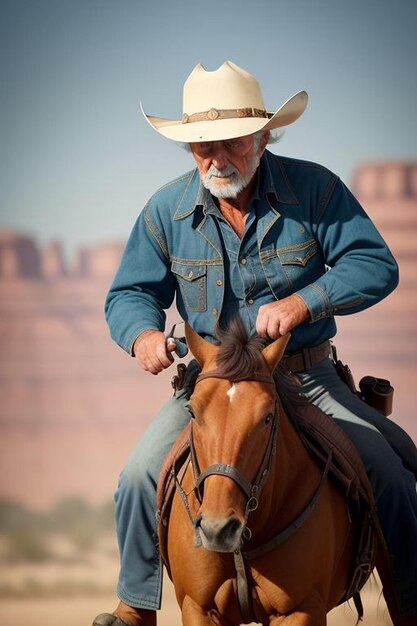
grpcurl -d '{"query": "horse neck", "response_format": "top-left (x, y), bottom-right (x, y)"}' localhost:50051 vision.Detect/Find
top-left (252, 404), bottom-right (319, 528)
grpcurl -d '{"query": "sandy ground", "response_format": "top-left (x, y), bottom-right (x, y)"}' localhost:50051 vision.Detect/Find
top-left (0, 531), bottom-right (394, 625)
top-left (0, 579), bottom-right (393, 626)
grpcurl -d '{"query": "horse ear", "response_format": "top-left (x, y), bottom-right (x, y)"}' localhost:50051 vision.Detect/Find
top-left (262, 333), bottom-right (291, 373)
top-left (185, 322), bottom-right (218, 366)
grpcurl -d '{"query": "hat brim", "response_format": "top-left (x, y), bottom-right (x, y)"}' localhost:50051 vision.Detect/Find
top-left (141, 90), bottom-right (308, 143)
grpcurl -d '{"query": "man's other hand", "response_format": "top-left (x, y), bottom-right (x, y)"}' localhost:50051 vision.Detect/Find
top-left (255, 295), bottom-right (310, 340)
top-left (133, 330), bottom-right (177, 375)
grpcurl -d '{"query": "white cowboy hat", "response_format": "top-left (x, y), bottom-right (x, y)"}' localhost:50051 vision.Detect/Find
top-left (141, 61), bottom-right (308, 143)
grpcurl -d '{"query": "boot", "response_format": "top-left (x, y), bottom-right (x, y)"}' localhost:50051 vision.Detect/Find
top-left (93, 601), bottom-right (156, 626)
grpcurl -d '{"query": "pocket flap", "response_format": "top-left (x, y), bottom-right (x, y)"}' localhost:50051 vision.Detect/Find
top-left (277, 239), bottom-right (318, 266)
top-left (171, 262), bottom-right (207, 282)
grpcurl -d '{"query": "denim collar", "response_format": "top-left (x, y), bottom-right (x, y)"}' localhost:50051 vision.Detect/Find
top-left (262, 150), bottom-right (298, 205)
top-left (173, 150), bottom-right (298, 222)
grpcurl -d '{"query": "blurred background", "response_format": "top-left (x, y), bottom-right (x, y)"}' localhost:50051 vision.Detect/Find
top-left (1, 0), bottom-right (416, 624)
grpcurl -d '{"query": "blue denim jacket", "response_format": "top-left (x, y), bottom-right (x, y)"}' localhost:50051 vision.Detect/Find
top-left (105, 150), bottom-right (398, 354)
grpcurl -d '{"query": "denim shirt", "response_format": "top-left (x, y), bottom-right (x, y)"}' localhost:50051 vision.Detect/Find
top-left (203, 185), bottom-right (288, 336)
top-left (105, 150), bottom-right (398, 354)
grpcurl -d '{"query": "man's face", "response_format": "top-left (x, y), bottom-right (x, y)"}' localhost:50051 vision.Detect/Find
top-left (190, 134), bottom-right (267, 199)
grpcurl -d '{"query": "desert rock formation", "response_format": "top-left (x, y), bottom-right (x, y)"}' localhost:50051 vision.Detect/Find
top-left (0, 160), bottom-right (416, 508)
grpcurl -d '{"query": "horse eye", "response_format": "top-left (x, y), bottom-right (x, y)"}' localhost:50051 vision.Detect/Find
top-left (265, 413), bottom-right (274, 425)
top-left (188, 407), bottom-right (195, 419)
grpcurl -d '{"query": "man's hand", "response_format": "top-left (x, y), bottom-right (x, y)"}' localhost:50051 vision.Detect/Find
top-left (255, 295), bottom-right (310, 340)
top-left (133, 330), bottom-right (177, 375)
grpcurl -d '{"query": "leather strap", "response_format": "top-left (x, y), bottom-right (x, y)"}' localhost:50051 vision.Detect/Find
top-left (282, 340), bottom-right (331, 373)
top-left (195, 370), bottom-right (274, 385)
top-left (234, 549), bottom-right (256, 624)
top-left (195, 463), bottom-right (253, 500)
top-left (182, 106), bottom-right (270, 124)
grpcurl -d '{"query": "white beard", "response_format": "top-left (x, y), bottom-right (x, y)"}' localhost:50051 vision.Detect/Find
top-left (201, 153), bottom-right (261, 199)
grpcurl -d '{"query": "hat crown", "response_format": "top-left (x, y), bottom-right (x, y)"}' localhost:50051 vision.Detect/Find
top-left (183, 61), bottom-right (266, 115)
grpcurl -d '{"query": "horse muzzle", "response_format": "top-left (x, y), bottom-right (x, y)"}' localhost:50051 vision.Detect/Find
top-left (194, 513), bottom-right (244, 552)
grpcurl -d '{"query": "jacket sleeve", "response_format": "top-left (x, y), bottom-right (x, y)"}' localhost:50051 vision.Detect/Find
top-left (296, 178), bottom-right (399, 322)
top-left (104, 205), bottom-right (176, 354)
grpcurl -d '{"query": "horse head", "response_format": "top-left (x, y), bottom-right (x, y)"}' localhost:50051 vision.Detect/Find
top-left (185, 319), bottom-right (290, 553)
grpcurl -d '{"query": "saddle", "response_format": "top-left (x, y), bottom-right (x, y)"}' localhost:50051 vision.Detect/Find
top-left (156, 363), bottom-right (392, 619)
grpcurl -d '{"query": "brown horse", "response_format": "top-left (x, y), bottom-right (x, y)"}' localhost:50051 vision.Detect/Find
top-left (163, 320), bottom-right (364, 626)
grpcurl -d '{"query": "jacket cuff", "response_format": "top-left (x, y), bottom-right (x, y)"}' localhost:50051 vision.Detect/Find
top-left (296, 283), bottom-right (331, 322)
top-left (127, 327), bottom-right (160, 356)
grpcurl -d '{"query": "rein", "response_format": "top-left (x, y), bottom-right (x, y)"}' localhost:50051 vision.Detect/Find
top-left (174, 369), bottom-right (333, 624)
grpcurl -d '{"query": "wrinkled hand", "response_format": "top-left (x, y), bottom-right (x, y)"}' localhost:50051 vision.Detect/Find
top-left (255, 295), bottom-right (310, 340)
top-left (133, 330), bottom-right (177, 375)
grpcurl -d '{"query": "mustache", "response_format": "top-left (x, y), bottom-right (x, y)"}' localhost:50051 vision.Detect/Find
top-left (205, 165), bottom-right (237, 179)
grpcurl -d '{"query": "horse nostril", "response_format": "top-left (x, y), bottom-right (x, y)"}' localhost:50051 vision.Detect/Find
top-left (199, 516), bottom-right (243, 551)
top-left (220, 517), bottom-right (241, 541)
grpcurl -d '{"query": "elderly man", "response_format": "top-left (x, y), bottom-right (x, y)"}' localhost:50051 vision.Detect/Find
top-left (94, 62), bottom-right (417, 626)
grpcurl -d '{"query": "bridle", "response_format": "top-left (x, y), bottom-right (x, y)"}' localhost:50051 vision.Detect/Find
top-left (190, 369), bottom-right (279, 536)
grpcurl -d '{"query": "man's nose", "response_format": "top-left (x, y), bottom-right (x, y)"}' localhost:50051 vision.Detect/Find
top-left (212, 153), bottom-right (227, 170)
top-left (211, 144), bottom-right (228, 169)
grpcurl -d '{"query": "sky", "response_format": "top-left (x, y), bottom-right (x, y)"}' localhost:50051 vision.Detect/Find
top-left (1, 0), bottom-right (416, 258)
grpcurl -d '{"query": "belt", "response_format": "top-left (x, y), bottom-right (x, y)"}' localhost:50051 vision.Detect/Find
top-left (282, 340), bottom-right (331, 373)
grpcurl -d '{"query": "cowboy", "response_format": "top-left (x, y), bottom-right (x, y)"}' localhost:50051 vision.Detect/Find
top-left (94, 62), bottom-right (417, 626)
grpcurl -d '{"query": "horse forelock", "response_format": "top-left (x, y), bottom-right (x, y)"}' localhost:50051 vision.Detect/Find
top-left (214, 318), bottom-right (268, 381)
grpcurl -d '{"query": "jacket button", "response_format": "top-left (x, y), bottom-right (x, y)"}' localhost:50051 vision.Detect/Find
top-left (212, 308), bottom-right (218, 316)
top-left (216, 279), bottom-right (223, 286)
top-left (247, 298), bottom-right (254, 305)
top-left (239, 258), bottom-right (247, 265)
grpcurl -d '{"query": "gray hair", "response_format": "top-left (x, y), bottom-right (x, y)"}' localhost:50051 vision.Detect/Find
top-left (253, 129), bottom-right (285, 149)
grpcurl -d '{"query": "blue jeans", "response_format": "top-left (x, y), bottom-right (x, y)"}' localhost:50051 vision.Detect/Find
top-left (114, 358), bottom-right (417, 614)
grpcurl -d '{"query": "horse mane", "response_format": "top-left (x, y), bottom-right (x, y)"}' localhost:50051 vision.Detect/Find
top-left (214, 318), bottom-right (310, 413)
top-left (214, 318), bottom-right (268, 380)
top-left (213, 318), bottom-right (310, 412)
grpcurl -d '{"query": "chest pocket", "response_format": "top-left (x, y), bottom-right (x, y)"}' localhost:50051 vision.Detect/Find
top-left (277, 239), bottom-right (318, 266)
top-left (171, 261), bottom-right (207, 312)
top-left (276, 239), bottom-right (320, 288)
